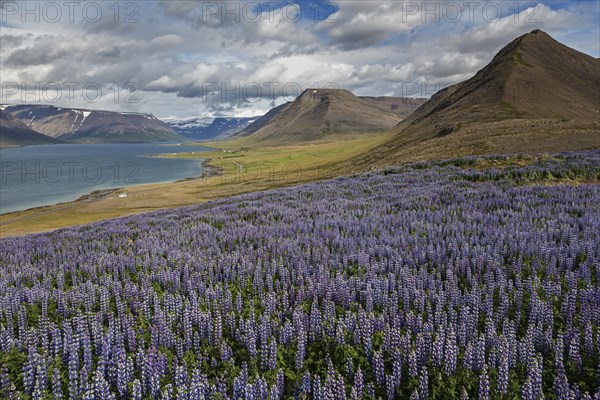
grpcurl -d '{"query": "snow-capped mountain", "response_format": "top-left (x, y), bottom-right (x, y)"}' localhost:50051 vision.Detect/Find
top-left (163, 117), bottom-right (257, 140)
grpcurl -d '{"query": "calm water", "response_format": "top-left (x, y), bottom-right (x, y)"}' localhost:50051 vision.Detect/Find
top-left (0, 143), bottom-right (211, 214)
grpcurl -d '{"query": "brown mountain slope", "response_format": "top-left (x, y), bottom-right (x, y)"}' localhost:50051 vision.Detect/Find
top-left (236, 102), bottom-right (291, 138)
top-left (237, 89), bottom-right (424, 143)
top-left (359, 30), bottom-right (600, 166)
top-left (5, 105), bottom-right (183, 143)
top-left (360, 96), bottom-right (425, 119)
top-left (0, 110), bottom-right (60, 147)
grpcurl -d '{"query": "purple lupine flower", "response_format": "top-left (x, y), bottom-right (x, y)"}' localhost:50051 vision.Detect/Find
top-left (497, 337), bottom-right (509, 395)
top-left (386, 374), bottom-right (395, 400)
top-left (522, 376), bottom-right (535, 400)
top-left (584, 322), bottom-right (594, 356)
top-left (345, 357), bottom-right (353, 381)
top-left (374, 350), bottom-right (385, 386)
top-left (366, 382), bottom-right (375, 399)
top-left (568, 334), bottom-right (582, 372)
top-left (52, 367), bottom-right (63, 399)
top-left (276, 369), bottom-right (284, 398)
top-left (268, 338), bottom-right (277, 371)
top-left (354, 366), bottom-right (364, 399)
top-left (392, 349), bottom-right (402, 389)
top-left (162, 384), bottom-right (174, 400)
top-left (301, 371), bottom-right (311, 395)
top-left (409, 348), bottom-right (418, 377)
top-left (93, 368), bottom-right (113, 400)
top-left (530, 354), bottom-right (544, 399)
top-left (419, 366), bottom-right (428, 400)
top-left (432, 331), bottom-right (444, 369)
top-left (33, 356), bottom-right (47, 397)
top-left (296, 329), bottom-right (306, 370)
top-left (131, 379), bottom-right (142, 400)
top-left (444, 325), bottom-right (457, 376)
top-left (253, 376), bottom-right (268, 400)
top-left (478, 364), bottom-right (489, 400)
top-left (336, 324), bottom-right (345, 346)
top-left (22, 348), bottom-right (36, 396)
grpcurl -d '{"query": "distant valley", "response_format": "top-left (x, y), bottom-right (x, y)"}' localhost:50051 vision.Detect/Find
top-left (163, 116), bottom-right (257, 140)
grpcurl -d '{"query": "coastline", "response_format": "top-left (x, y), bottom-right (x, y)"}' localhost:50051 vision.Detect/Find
top-left (0, 157), bottom-right (216, 218)
top-left (0, 134), bottom-right (388, 238)
top-left (0, 188), bottom-right (122, 228)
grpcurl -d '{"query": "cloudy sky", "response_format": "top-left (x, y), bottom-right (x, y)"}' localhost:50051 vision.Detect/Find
top-left (1, 0), bottom-right (598, 119)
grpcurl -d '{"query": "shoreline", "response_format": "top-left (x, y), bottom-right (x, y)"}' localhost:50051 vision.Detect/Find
top-left (0, 157), bottom-right (216, 219)
top-left (0, 154), bottom-right (216, 217)
top-left (0, 134), bottom-right (389, 237)
top-left (0, 189), bottom-right (121, 219)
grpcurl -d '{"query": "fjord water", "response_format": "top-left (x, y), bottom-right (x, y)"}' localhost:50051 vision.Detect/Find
top-left (0, 143), bottom-right (211, 214)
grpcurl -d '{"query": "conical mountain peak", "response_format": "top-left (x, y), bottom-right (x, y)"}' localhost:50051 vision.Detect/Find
top-left (358, 30), bottom-right (599, 165)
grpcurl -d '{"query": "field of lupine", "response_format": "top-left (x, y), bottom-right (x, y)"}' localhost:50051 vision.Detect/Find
top-left (1, 151), bottom-right (599, 399)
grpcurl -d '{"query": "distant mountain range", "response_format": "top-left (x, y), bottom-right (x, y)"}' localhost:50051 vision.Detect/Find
top-left (1, 91), bottom-right (425, 147)
top-left (163, 116), bottom-right (256, 140)
top-left (234, 89), bottom-right (425, 143)
top-left (1, 105), bottom-right (183, 147)
top-left (358, 29), bottom-right (600, 165)
top-left (0, 104), bottom-right (259, 147)
top-left (0, 110), bottom-right (61, 147)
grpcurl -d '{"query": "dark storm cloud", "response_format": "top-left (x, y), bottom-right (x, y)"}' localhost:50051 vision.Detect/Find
top-left (0, 33), bottom-right (28, 49)
top-left (268, 44), bottom-right (321, 60)
top-left (82, 14), bottom-right (139, 35)
top-left (4, 38), bottom-right (68, 66)
top-left (97, 46), bottom-right (121, 58)
top-left (326, 27), bottom-right (394, 51)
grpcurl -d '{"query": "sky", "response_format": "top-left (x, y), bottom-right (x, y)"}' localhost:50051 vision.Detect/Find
top-left (1, 0), bottom-right (598, 119)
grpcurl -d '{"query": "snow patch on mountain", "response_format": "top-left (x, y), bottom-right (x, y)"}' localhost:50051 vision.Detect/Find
top-left (163, 116), bottom-right (256, 140)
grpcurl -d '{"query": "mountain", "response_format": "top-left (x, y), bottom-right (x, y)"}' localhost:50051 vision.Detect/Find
top-left (164, 116), bottom-right (256, 140)
top-left (361, 30), bottom-right (600, 164)
top-left (0, 110), bottom-right (60, 147)
top-left (235, 103), bottom-right (290, 137)
top-left (4, 105), bottom-right (183, 143)
top-left (359, 96), bottom-right (425, 118)
top-left (235, 89), bottom-right (426, 143)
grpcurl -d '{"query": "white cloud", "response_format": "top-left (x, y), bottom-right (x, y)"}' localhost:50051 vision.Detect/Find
top-left (0, 1), bottom-right (597, 118)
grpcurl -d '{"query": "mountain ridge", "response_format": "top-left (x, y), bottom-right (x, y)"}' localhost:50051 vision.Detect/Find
top-left (235, 89), bottom-right (425, 143)
top-left (397, 29), bottom-right (599, 137)
top-left (4, 104), bottom-right (184, 143)
top-left (357, 29), bottom-right (600, 166)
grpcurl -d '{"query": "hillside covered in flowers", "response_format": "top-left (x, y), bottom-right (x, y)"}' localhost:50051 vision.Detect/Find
top-left (1, 152), bottom-right (599, 399)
